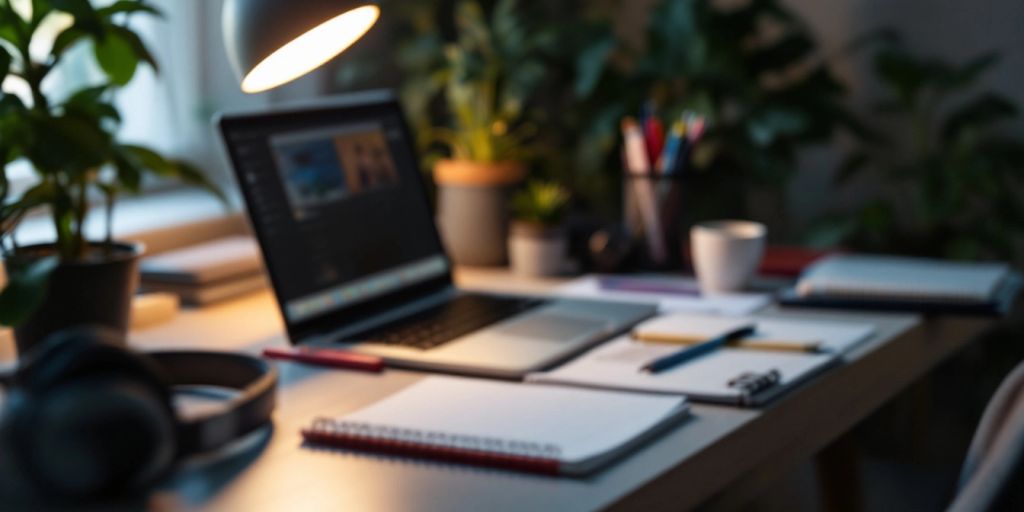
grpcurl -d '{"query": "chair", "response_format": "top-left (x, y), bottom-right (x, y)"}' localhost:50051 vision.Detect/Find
top-left (948, 359), bottom-right (1024, 512)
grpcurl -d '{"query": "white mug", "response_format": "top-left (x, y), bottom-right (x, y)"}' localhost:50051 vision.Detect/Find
top-left (690, 220), bottom-right (766, 294)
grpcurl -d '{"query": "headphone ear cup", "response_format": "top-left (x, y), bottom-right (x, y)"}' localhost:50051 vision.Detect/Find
top-left (6, 327), bottom-right (179, 499)
top-left (10, 374), bottom-right (178, 498)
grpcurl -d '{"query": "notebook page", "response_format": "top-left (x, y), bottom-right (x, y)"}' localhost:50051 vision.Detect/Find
top-left (527, 336), bottom-right (835, 402)
top-left (337, 376), bottom-right (687, 464)
top-left (555, 275), bottom-right (770, 315)
top-left (797, 255), bottom-right (1009, 302)
top-left (634, 313), bottom-right (876, 354)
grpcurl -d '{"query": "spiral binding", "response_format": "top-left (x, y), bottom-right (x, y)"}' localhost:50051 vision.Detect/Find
top-left (307, 418), bottom-right (563, 460)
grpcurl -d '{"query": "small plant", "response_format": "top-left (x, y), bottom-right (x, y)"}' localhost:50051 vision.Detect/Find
top-left (398, 0), bottom-right (555, 164)
top-left (511, 180), bottom-right (570, 227)
top-left (0, 0), bottom-right (223, 325)
top-left (809, 34), bottom-right (1024, 263)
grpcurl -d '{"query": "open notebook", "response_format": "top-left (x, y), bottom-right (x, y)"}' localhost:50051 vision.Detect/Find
top-left (302, 376), bottom-right (689, 476)
top-left (633, 313), bottom-right (876, 354)
top-left (527, 335), bottom-right (837, 406)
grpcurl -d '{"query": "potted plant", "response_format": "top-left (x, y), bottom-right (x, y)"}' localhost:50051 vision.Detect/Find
top-left (508, 181), bottom-right (570, 277)
top-left (0, 0), bottom-right (222, 354)
top-left (810, 35), bottom-right (1024, 263)
top-left (400, 0), bottom-right (553, 266)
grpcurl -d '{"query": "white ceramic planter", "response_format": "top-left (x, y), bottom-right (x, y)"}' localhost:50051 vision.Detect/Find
top-left (508, 222), bottom-right (567, 277)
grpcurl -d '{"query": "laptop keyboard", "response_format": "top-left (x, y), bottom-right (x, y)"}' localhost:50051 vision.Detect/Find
top-left (351, 295), bottom-right (545, 351)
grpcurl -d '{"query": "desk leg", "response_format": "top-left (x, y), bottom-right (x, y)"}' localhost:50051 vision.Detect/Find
top-left (815, 432), bottom-right (864, 512)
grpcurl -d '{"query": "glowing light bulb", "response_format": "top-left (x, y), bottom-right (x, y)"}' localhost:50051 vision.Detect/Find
top-left (240, 5), bottom-right (379, 94)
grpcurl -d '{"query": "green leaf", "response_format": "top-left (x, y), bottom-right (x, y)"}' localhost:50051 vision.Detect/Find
top-left (119, 144), bottom-right (227, 205)
top-left (93, 28), bottom-right (137, 85)
top-left (945, 52), bottom-right (999, 90)
top-left (941, 93), bottom-right (1018, 142)
top-left (52, 26), bottom-right (90, 57)
top-left (835, 152), bottom-right (870, 184)
top-left (748, 34), bottom-right (815, 74)
top-left (0, 48), bottom-right (10, 80)
top-left (0, 255), bottom-right (59, 327)
top-left (574, 36), bottom-right (615, 98)
top-left (51, 0), bottom-right (105, 36)
top-left (97, 0), bottom-right (163, 19)
top-left (108, 24), bottom-right (158, 73)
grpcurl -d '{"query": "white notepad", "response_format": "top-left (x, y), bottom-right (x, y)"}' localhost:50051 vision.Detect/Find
top-left (302, 376), bottom-right (690, 476)
top-left (555, 275), bottom-right (770, 315)
top-left (633, 313), bottom-right (877, 354)
top-left (527, 335), bottom-right (837, 406)
top-left (796, 255), bottom-right (1009, 303)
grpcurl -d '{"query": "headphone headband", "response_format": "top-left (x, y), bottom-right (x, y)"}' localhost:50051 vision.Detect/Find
top-left (148, 351), bottom-right (278, 455)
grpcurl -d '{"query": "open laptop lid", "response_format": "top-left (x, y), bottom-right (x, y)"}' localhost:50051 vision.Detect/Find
top-left (217, 91), bottom-right (454, 344)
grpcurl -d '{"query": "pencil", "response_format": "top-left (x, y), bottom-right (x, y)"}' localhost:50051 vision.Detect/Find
top-left (632, 332), bottom-right (823, 353)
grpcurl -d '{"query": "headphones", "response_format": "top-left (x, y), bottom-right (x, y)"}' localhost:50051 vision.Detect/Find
top-left (0, 326), bottom-right (277, 500)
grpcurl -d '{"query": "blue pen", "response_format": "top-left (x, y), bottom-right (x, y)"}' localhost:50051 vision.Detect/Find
top-left (657, 121), bottom-right (686, 175)
top-left (640, 324), bottom-right (757, 374)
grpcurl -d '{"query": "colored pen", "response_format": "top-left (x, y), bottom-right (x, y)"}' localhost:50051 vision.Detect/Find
top-left (656, 121), bottom-right (686, 176)
top-left (632, 331), bottom-right (823, 353)
top-left (622, 117), bottom-right (668, 263)
top-left (642, 103), bottom-right (665, 165)
top-left (262, 346), bottom-right (385, 373)
top-left (640, 324), bottom-right (757, 374)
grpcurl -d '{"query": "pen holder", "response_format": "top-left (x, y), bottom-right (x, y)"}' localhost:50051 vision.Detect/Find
top-left (623, 174), bottom-right (687, 270)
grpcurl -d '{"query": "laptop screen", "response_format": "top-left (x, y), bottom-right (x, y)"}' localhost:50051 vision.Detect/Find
top-left (219, 94), bottom-right (450, 330)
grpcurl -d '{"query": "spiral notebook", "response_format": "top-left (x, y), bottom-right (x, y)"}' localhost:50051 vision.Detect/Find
top-left (301, 376), bottom-right (690, 476)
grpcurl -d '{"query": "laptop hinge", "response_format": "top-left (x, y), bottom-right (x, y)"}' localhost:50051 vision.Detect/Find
top-left (303, 286), bottom-right (459, 345)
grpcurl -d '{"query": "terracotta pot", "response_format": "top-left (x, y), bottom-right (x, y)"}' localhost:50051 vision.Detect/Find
top-left (434, 159), bottom-right (525, 266)
top-left (508, 222), bottom-right (567, 277)
top-left (6, 242), bottom-right (142, 356)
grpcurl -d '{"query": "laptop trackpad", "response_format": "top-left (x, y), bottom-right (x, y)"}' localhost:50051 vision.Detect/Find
top-left (491, 313), bottom-right (608, 342)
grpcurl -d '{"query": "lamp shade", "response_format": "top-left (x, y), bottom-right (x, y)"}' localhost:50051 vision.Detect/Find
top-left (222, 0), bottom-right (381, 94)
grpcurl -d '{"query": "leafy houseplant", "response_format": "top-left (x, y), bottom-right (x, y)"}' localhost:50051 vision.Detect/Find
top-left (398, 0), bottom-right (555, 266)
top-left (0, 0), bottom-right (221, 352)
top-left (809, 37), bottom-right (1024, 264)
top-left (508, 180), bottom-right (571, 276)
top-left (568, 0), bottom-right (869, 232)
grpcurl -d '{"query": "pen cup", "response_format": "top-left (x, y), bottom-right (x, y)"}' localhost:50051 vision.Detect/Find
top-left (623, 174), bottom-right (687, 270)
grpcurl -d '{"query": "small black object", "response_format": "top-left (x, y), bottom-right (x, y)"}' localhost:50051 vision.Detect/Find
top-left (728, 369), bottom-right (782, 402)
top-left (588, 225), bottom-right (634, 273)
top-left (0, 326), bottom-right (278, 500)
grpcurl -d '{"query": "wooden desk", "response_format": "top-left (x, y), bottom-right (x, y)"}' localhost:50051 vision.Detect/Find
top-left (110, 268), bottom-right (993, 511)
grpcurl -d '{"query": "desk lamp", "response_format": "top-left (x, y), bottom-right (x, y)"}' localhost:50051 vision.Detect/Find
top-left (222, 0), bottom-right (381, 93)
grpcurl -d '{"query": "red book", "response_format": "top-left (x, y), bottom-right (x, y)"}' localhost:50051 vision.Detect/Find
top-left (759, 246), bottom-right (841, 278)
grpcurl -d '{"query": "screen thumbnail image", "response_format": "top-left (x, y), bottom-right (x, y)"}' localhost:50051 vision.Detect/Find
top-left (332, 130), bottom-right (399, 194)
top-left (272, 138), bottom-right (349, 219)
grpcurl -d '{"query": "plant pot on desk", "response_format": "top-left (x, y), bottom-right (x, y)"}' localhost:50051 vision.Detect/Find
top-left (508, 222), bottom-right (567, 277)
top-left (434, 159), bottom-right (525, 266)
top-left (6, 242), bottom-right (142, 356)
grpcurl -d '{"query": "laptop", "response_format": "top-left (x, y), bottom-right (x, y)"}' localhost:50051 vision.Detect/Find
top-left (217, 91), bottom-right (655, 378)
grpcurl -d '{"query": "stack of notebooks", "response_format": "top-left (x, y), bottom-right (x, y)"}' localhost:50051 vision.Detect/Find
top-left (140, 236), bottom-right (267, 306)
top-left (779, 254), bottom-right (1022, 315)
top-left (302, 313), bottom-right (877, 475)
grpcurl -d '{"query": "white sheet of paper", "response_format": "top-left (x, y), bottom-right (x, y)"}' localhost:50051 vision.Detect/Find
top-left (555, 275), bottom-right (770, 316)
top-left (527, 336), bottom-right (836, 403)
top-left (633, 313), bottom-right (877, 354)
top-left (337, 376), bottom-right (688, 465)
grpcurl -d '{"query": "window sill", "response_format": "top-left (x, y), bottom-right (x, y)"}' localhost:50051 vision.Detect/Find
top-left (13, 188), bottom-right (250, 256)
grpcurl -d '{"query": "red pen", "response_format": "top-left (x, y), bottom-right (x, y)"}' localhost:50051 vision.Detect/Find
top-left (262, 346), bottom-right (385, 373)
